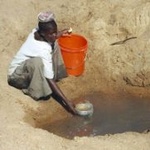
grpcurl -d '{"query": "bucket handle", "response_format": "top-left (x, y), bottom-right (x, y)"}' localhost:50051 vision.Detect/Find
top-left (66, 52), bottom-right (88, 70)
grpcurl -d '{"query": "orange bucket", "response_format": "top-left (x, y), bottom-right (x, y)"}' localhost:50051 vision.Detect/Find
top-left (58, 34), bottom-right (88, 76)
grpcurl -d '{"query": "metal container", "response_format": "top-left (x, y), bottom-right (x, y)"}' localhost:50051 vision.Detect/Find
top-left (75, 101), bottom-right (93, 116)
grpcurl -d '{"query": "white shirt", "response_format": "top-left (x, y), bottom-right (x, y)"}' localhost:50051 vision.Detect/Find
top-left (8, 29), bottom-right (54, 79)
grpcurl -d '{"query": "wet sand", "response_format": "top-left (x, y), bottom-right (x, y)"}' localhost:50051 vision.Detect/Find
top-left (41, 92), bottom-right (150, 139)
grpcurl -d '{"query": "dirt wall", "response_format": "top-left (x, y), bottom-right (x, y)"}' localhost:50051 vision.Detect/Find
top-left (0, 0), bottom-right (150, 150)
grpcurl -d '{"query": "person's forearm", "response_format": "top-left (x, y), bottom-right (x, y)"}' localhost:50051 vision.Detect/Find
top-left (46, 78), bottom-right (77, 115)
top-left (46, 78), bottom-right (70, 105)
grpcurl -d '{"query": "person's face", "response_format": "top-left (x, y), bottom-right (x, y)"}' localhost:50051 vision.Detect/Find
top-left (44, 27), bottom-right (58, 43)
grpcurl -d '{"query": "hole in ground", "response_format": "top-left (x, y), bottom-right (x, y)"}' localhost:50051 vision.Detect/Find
top-left (29, 91), bottom-right (150, 139)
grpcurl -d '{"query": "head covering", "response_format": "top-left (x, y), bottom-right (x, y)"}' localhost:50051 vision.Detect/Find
top-left (38, 11), bottom-right (55, 22)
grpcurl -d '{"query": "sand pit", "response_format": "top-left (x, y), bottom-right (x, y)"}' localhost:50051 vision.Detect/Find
top-left (0, 0), bottom-right (150, 149)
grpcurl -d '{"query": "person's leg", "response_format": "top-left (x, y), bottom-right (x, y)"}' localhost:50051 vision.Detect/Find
top-left (52, 41), bottom-right (68, 81)
top-left (8, 57), bottom-right (52, 100)
top-left (23, 57), bottom-right (52, 100)
top-left (8, 62), bottom-right (30, 89)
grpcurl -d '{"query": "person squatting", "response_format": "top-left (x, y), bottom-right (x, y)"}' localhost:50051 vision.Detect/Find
top-left (7, 11), bottom-right (77, 115)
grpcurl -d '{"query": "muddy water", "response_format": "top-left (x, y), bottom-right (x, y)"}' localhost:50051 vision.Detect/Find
top-left (41, 92), bottom-right (150, 139)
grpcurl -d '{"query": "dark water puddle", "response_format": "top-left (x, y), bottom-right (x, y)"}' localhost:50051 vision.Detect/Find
top-left (41, 92), bottom-right (150, 139)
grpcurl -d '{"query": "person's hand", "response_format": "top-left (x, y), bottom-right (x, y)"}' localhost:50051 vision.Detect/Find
top-left (61, 27), bottom-right (72, 35)
top-left (57, 28), bottom-right (72, 38)
top-left (66, 101), bottom-right (78, 115)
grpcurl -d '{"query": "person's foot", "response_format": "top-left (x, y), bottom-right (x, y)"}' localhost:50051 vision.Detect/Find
top-left (38, 95), bottom-right (51, 101)
top-left (22, 89), bottom-right (29, 95)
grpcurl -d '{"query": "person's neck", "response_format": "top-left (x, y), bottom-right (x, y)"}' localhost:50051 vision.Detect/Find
top-left (34, 31), bottom-right (54, 50)
top-left (34, 31), bottom-right (44, 41)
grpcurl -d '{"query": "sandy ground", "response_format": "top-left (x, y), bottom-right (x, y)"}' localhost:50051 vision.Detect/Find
top-left (1, 0), bottom-right (150, 149)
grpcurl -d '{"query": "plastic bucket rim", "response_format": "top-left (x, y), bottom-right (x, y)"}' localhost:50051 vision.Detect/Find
top-left (58, 33), bottom-right (88, 52)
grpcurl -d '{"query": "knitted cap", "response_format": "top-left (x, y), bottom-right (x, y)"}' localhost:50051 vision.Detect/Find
top-left (38, 11), bottom-right (55, 22)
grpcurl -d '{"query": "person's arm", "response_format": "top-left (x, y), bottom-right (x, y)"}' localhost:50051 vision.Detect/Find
top-left (56, 28), bottom-right (72, 38)
top-left (46, 78), bottom-right (77, 115)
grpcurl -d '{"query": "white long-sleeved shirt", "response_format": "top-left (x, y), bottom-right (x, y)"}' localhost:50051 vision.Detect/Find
top-left (8, 28), bottom-right (54, 79)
